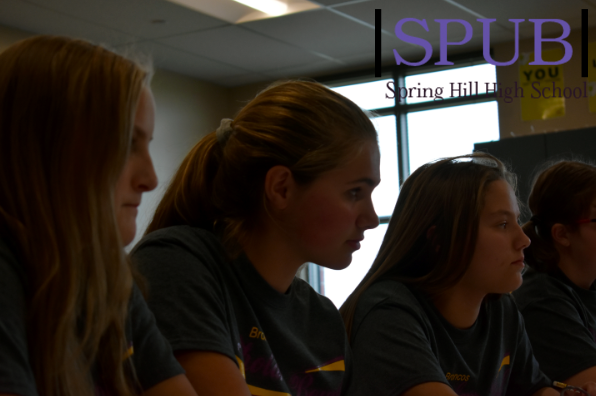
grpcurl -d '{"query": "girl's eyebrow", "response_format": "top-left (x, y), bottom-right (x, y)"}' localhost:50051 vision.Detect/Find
top-left (489, 209), bottom-right (519, 217)
top-left (347, 177), bottom-right (380, 187)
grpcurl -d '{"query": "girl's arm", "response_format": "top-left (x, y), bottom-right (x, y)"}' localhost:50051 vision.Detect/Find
top-left (531, 382), bottom-right (596, 396)
top-left (143, 374), bottom-right (197, 396)
top-left (517, 296), bottom-right (596, 382)
top-left (175, 351), bottom-right (252, 396)
top-left (532, 388), bottom-right (559, 396)
top-left (131, 230), bottom-right (249, 395)
top-left (566, 367), bottom-right (596, 388)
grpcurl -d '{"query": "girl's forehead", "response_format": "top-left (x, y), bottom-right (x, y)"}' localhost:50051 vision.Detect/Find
top-left (482, 180), bottom-right (519, 214)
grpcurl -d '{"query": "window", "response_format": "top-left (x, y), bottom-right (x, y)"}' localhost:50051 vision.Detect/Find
top-left (308, 59), bottom-right (499, 308)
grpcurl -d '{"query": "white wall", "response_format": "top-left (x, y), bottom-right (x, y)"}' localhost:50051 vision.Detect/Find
top-left (132, 69), bottom-right (231, 247)
top-left (0, 25), bottom-right (32, 51)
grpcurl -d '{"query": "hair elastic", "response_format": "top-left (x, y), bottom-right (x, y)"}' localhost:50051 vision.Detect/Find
top-left (216, 118), bottom-right (234, 146)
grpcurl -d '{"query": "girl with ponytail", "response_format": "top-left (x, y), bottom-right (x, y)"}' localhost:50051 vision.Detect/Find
top-left (131, 80), bottom-right (380, 396)
top-left (0, 35), bottom-right (197, 396)
top-left (513, 160), bottom-right (596, 387)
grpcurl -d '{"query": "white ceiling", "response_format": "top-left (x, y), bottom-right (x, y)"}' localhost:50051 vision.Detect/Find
top-left (1, 0), bottom-right (595, 87)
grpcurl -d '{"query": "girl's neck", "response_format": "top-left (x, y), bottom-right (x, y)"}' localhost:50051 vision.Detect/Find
top-left (558, 255), bottom-right (596, 290)
top-left (241, 226), bottom-right (304, 294)
top-left (431, 287), bottom-right (485, 329)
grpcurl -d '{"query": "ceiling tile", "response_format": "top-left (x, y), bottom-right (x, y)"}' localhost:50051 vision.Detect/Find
top-left (264, 59), bottom-right (344, 79)
top-left (0, 0), bottom-right (588, 87)
top-left (454, 0), bottom-right (596, 29)
top-left (336, 0), bottom-right (483, 34)
top-left (311, 0), bottom-right (368, 6)
top-left (312, 0), bottom-right (373, 6)
top-left (212, 73), bottom-right (272, 87)
top-left (0, 0), bottom-right (136, 45)
top-left (22, 0), bottom-right (228, 39)
top-left (243, 9), bottom-right (375, 59)
top-left (122, 41), bottom-right (250, 80)
top-left (158, 25), bottom-right (327, 72)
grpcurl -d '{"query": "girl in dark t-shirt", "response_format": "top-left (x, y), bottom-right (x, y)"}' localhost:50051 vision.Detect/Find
top-left (132, 81), bottom-right (381, 396)
top-left (340, 154), bottom-right (596, 396)
top-left (0, 36), bottom-right (196, 396)
top-left (513, 161), bottom-right (596, 387)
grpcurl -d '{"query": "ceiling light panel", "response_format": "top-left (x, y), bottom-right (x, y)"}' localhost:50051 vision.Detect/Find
top-left (165, 0), bottom-right (319, 24)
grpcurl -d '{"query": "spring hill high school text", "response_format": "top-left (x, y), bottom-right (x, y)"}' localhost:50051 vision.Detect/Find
top-left (385, 81), bottom-right (589, 103)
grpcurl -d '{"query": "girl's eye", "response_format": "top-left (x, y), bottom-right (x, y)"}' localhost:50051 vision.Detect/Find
top-left (348, 188), bottom-right (361, 199)
top-left (499, 222), bottom-right (507, 229)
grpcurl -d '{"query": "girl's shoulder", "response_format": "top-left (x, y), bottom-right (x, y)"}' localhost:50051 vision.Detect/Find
top-left (132, 225), bottom-right (227, 272)
top-left (513, 268), bottom-right (582, 310)
top-left (292, 276), bottom-right (340, 314)
top-left (359, 279), bottom-right (424, 310)
top-left (353, 279), bottom-right (430, 330)
top-left (136, 225), bottom-right (222, 252)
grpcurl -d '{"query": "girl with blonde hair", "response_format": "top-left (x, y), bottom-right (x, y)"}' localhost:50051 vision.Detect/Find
top-left (340, 153), bottom-right (596, 396)
top-left (514, 161), bottom-right (596, 388)
top-left (131, 80), bottom-right (380, 396)
top-left (0, 36), bottom-right (197, 396)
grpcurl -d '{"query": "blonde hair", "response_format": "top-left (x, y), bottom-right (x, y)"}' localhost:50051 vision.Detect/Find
top-left (340, 153), bottom-right (515, 339)
top-left (146, 80), bottom-right (377, 255)
top-left (0, 36), bottom-right (150, 395)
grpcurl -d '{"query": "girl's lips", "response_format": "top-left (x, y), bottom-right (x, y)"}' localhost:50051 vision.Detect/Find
top-left (347, 240), bottom-right (362, 250)
top-left (511, 258), bottom-right (525, 267)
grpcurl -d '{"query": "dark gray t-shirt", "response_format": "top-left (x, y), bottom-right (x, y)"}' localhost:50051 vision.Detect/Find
top-left (131, 225), bottom-right (351, 396)
top-left (347, 279), bottom-right (550, 396)
top-left (0, 238), bottom-right (183, 396)
top-left (513, 267), bottom-right (596, 381)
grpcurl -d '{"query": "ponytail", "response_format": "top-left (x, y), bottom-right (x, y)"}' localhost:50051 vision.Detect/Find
top-left (145, 80), bottom-right (378, 256)
top-left (146, 133), bottom-right (221, 233)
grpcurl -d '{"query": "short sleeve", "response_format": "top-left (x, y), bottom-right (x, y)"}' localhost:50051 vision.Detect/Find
top-left (347, 293), bottom-right (448, 396)
top-left (128, 284), bottom-right (184, 391)
top-left (0, 248), bottom-right (38, 396)
top-left (520, 297), bottom-right (596, 381)
top-left (506, 309), bottom-right (552, 396)
top-left (131, 229), bottom-right (237, 364)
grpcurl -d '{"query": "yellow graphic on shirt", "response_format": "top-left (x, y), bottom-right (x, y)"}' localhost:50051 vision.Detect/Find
top-left (247, 385), bottom-right (291, 396)
top-left (445, 372), bottom-right (470, 382)
top-left (497, 355), bottom-right (510, 376)
top-left (304, 360), bottom-right (345, 373)
top-left (122, 345), bottom-right (134, 361)
top-left (236, 356), bottom-right (245, 379)
top-left (249, 326), bottom-right (267, 340)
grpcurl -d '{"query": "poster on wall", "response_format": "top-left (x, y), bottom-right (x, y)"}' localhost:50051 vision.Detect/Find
top-left (519, 48), bottom-right (566, 121)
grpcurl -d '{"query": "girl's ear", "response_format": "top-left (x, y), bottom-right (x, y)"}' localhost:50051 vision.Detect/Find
top-left (551, 223), bottom-right (571, 247)
top-left (264, 165), bottom-right (295, 210)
